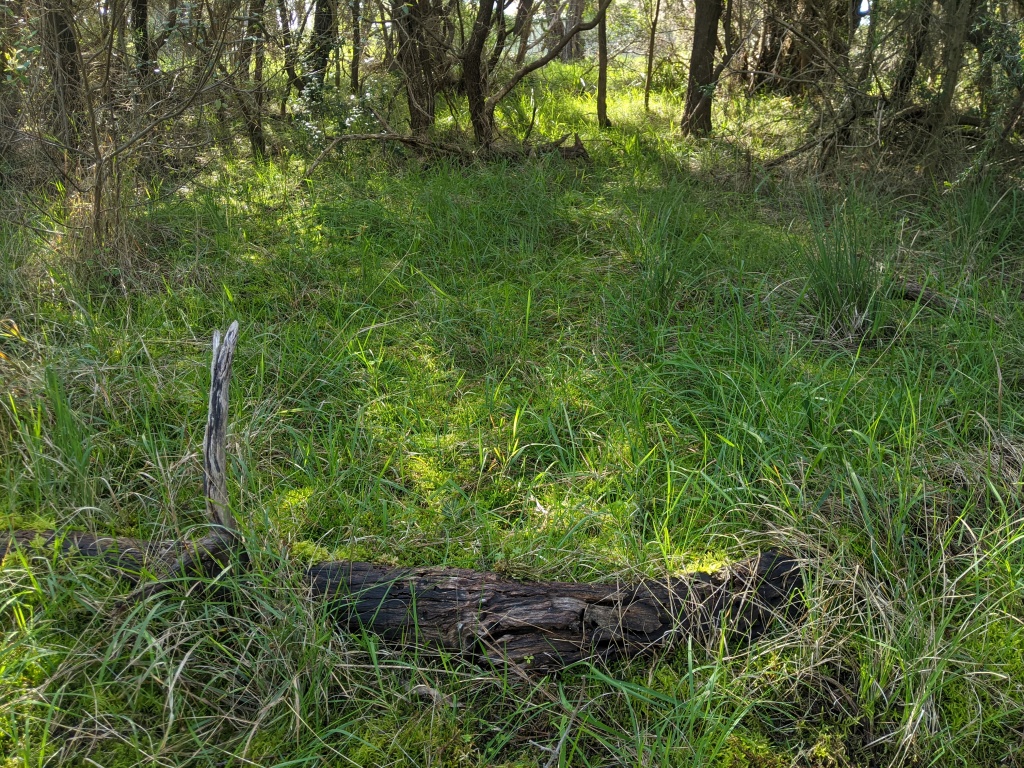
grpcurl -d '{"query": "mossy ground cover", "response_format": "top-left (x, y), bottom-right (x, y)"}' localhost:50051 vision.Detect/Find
top-left (2, 78), bottom-right (1023, 766)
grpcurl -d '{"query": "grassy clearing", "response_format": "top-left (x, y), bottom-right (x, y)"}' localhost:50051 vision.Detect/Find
top-left (2, 80), bottom-right (1024, 766)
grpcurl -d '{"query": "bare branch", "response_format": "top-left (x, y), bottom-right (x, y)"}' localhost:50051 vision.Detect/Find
top-left (488, 0), bottom-right (613, 110)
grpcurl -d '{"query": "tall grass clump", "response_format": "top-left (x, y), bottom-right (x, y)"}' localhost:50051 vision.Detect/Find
top-left (800, 192), bottom-right (889, 342)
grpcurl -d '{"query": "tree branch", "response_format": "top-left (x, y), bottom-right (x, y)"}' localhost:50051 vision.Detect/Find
top-left (488, 0), bottom-right (613, 110)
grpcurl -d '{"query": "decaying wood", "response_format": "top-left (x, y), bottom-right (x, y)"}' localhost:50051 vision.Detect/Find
top-left (2, 531), bottom-right (801, 670)
top-left (122, 321), bottom-right (242, 604)
top-left (891, 281), bottom-right (957, 312)
top-left (307, 551), bottom-right (801, 668)
top-left (203, 321), bottom-right (239, 532)
top-left (303, 132), bottom-right (591, 176)
top-left (1, 529), bottom-right (173, 583)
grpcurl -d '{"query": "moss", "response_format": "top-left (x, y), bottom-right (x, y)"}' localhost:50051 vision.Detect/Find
top-left (290, 539), bottom-right (332, 564)
top-left (715, 733), bottom-right (789, 768)
top-left (807, 728), bottom-right (849, 768)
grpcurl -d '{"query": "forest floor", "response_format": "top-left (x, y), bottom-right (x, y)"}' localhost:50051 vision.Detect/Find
top-left (2, 75), bottom-right (1024, 767)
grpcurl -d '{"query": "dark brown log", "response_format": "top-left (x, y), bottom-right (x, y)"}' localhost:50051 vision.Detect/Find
top-left (1, 530), bottom-right (172, 582)
top-left (308, 550), bottom-right (801, 669)
top-left (2, 531), bottom-right (801, 671)
top-left (891, 281), bottom-right (957, 312)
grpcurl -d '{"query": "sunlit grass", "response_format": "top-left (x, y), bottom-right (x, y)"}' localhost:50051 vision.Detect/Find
top-left (2, 74), bottom-right (1024, 766)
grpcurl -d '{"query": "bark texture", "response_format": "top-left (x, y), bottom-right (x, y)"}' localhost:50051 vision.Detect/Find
top-left (2, 531), bottom-right (802, 671)
top-left (597, 4), bottom-right (610, 128)
top-left (681, 0), bottom-right (723, 135)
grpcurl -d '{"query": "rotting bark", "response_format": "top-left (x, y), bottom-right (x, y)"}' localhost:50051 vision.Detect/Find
top-left (119, 321), bottom-right (242, 605)
top-left (1, 323), bottom-right (803, 671)
top-left (2, 531), bottom-right (802, 670)
top-left (891, 281), bottom-right (958, 312)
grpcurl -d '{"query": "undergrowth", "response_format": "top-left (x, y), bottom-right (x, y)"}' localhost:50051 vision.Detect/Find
top-left (2, 78), bottom-right (1023, 767)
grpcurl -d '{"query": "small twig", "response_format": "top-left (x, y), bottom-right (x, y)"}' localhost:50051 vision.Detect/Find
top-left (303, 136), bottom-right (343, 180)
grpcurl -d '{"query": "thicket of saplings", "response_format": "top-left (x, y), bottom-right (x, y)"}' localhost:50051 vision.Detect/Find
top-left (2, 0), bottom-right (1024, 765)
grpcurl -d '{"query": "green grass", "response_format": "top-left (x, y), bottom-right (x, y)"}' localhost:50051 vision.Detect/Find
top-left (2, 77), bottom-right (1024, 766)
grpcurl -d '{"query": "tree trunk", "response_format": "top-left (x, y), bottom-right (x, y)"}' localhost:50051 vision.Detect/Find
top-left (238, 0), bottom-right (266, 81)
top-left (512, 0), bottom-right (534, 66)
top-left (563, 0), bottom-right (585, 60)
top-left (889, 0), bottom-right (932, 109)
top-left (305, 0), bottom-right (337, 93)
top-left (242, 0), bottom-right (268, 159)
top-left (130, 0), bottom-right (152, 84)
top-left (597, 2), bottom-right (610, 127)
top-left (681, 0), bottom-right (722, 136)
top-left (2, 530), bottom-right (802, 671)
top-left (544, 0), bottom-right (564, 56)
top-left (277, 0), bottom-right (304, 101)
top-left (393, 0), bottom-right (439, 135)
top-left (350, 0), bottom-right (362, 93)
top-left (464, 0), bottom-right (497, 145)
top-left (927, 0), bottom-right (979, 142)
top-left (644, 0), bottom-right (661, 110)
top-left (0, 1), bottom-right (22, 155)
top-left (41, 0), bottom-right (85, 147)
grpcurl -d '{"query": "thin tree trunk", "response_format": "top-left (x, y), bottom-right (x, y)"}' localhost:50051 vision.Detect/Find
top-left (251, 0), bottom-right (268, 155)
top-left (393, 0), bottom-right (438, 135)
top-left (644, 0), bottom-right (661, 110)
top-left (42, 0), bottom-right (85, 147)
top-left (681, 0), bottom-right (722, 136)
top-left (889, 0), bottom-right (931, 109)
top-left (512, 0), bottom-right (534, 66)
top-left (0, 1), bottom-right (22, 152)
top-left (350, 0), bottom-right (361, 93)
top-left (130, 0), bottom-right (152, 84)
top-left (544, 0), bottom-right (564, 56)
top-left (563, 0), bottom-right (585, 60)
top-left (464, 0), bottom-right (497, 145)
top-left (238, 0), bottom-right (266, 81)
top-left (277, 0), bottom-right (303, 107)
top-left (927, 0), bottom-right (978, 143)
top-left (597, 1), bottom-right (610, 128)
top-left (305, 0), bottom-right (337, 93)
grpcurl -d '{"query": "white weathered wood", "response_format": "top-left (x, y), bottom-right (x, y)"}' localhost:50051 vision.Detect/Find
top-left (204, 321), bottom-right (239, 531)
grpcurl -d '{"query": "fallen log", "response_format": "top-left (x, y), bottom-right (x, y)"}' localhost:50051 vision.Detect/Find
top-left (2, 530), bottom-right (801, 670)
top-left (1, 324), bottom-right (803, 671)
top-left (891, 280), bottom-right (958, 312)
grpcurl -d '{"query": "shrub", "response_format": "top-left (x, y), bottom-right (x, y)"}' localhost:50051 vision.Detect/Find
top-left (800, 194), bottom-right (888, 342)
